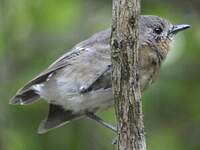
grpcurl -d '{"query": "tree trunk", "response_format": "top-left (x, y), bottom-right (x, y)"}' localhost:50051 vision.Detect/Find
top-left (111, 0), bottom-right (146, 150)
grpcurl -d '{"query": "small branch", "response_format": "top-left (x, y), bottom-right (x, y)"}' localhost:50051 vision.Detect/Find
top-left (111, 0), bottom-right (146, 150)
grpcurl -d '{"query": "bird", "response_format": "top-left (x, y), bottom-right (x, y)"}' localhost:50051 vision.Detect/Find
top-left (10, 15), bottom-right (190, 134)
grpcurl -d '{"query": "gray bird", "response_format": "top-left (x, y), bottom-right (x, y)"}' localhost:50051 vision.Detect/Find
top-left (10, 15), bottom-right (190, 134)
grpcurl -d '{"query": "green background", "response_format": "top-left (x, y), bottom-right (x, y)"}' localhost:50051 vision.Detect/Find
top-left (0, 0), bottom-right (199, 150)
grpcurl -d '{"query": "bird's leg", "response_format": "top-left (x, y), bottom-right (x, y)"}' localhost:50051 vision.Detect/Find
top-left (86, 113), bottom-right (117, 133)
top-left (112, 135), bottom-right (118, 145)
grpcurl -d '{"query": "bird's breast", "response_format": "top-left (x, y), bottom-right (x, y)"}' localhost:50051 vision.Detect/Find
top-left (139, 45), bottom-right (161, 91)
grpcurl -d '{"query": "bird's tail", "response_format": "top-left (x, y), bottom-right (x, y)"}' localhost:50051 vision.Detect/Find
top-left (38, 104), bottom-right (82, 134)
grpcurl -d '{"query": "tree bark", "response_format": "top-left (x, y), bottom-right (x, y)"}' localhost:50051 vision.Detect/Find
top-left (111, 0), bottom-right (146, 150)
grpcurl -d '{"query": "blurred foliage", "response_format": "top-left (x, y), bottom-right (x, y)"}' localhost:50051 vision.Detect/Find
top-left (0, 0), bottom-right (199, 150)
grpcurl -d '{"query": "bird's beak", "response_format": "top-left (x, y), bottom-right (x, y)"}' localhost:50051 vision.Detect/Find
top-left (170, 24), bottom-right (191, 35)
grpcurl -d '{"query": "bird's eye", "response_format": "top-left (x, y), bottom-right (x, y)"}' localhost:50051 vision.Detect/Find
top-left (154, 27), bottom-right (163, 34)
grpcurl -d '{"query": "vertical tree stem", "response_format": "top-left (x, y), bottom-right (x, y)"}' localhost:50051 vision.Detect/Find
top-left (111, 0), bottom-right (146, 150)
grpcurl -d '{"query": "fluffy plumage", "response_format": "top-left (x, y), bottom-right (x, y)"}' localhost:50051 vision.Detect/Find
top-left (10, 15), bottom-right (190, 133)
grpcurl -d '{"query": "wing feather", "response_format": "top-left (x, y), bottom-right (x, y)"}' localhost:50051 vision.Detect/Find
top-left (12, 29), bottom-right (111, 102)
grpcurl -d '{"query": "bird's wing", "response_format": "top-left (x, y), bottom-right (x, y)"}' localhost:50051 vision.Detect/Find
top-left (14, 29), bottom-right (111, 95)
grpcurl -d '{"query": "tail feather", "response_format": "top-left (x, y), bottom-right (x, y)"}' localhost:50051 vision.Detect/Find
top-left (38, 104), bottom-right (82, 134)
top-left (10, 89), bottom-right (40, 105)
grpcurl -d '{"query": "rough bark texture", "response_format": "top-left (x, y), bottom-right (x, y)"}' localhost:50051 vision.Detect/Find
top-left (111, 0), bottom-right (146, 150)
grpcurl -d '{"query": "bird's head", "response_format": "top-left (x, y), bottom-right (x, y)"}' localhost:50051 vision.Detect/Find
top-left (139, 15), bottom-right (190, 59)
